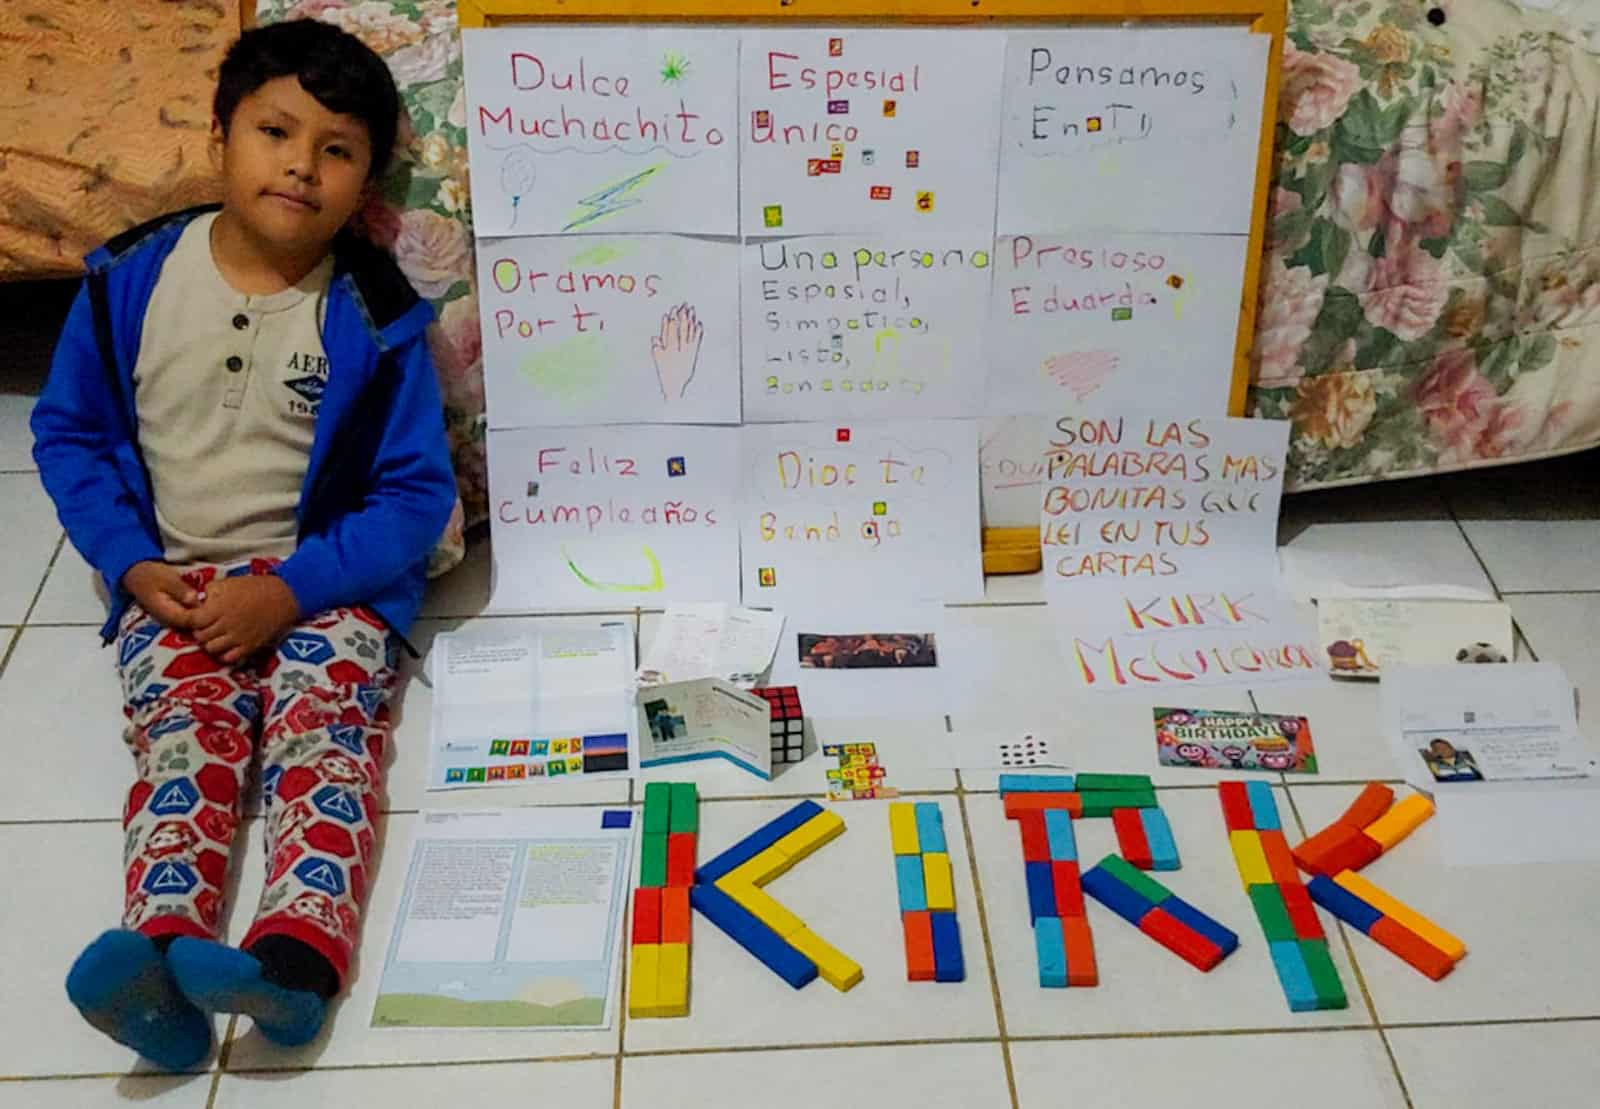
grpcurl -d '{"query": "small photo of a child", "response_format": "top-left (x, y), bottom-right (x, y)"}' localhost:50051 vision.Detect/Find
top-left (1419, 737), bottom-right (1484, 782)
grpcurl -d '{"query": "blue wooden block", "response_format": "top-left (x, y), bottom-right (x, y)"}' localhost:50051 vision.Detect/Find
top-left (1161, 894), bottom-right (1240, 956)
top-left (601, 810), bottom-right (632, 829)
top-left (895, 854), bottom-right (927, 912)
top-left (1025, 860), bottom-right (1057, 923)
top-left (1044, 810), bottom-right (1077, 862)
top-left (914, 802), bottom-right (947, 853)
top-left (930, 910), bottom-right (965, 982)
top-left (1139, 807), bottom-right (1180, 870)
top-left (1268, 939), bottom-right (1319, 1012)
top-left (1245, 781), bottom-right (1281, 831)
top-left (1080, 863), bottom-right (1156, 927)
top-left (1306, 875), bottom-right (1383, 934)
top-left (689, 882), bottom-right (818, 989)
top-left (1034, 915), bottom-right (1067, 988)
top-left (695, 800), bottom-right (825, 884)
top-left (999, 774), bottom-right (1076, 795)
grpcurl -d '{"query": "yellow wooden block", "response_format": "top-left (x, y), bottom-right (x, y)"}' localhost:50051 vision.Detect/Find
top-left (1333, 870), bottom-right (1465, 962)
top-left (656, 942), bottom-right (690, 1017)
top-left (719, 878), bottom-right (805, 937)
top-left (1362, 793), bottom-right (1435, 852)
top-left (774, 811), bottom-right (846, 862)
top-left (628, 944), bottom-right (661, 1019)
top-left (788, 927), bottom-right (863, 992)
top-left (728, 846), bottom-right (795, 886)
top-left (1229, 830), bottom-right (1273, 888)
top-left (922, 851), bottom-right (955, 911)
top-left (889, 803), bottom-right (920, 855)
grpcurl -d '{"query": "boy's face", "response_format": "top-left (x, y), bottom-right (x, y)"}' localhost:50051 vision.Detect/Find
top-left (215, 75), bottom-right (375, 254)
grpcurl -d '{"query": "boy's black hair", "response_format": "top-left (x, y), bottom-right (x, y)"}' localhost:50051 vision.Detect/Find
top-left (214, 19), bottom-right (401, 181)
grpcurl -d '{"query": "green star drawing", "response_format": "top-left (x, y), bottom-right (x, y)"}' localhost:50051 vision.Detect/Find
top-left (660, 52), bottom-right (690, 83)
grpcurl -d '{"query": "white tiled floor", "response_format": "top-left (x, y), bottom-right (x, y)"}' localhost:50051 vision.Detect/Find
top-left (3, 445), bottom-right (1600, 1108)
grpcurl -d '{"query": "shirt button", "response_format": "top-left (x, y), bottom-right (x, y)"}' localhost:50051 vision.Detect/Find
top-left (232, 313), bottom-right (250, 330)
top-left (226, 355), bottom-right (243, 372)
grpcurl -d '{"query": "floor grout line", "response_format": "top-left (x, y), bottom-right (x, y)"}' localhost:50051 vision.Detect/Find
top-left (954, 783), bottom-right (1021, 1109)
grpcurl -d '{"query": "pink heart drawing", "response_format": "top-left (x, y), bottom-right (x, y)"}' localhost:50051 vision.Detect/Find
top-left (1043, 350), bottom-right (1120, 400)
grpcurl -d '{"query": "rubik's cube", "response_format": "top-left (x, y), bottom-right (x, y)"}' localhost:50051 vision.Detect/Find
top-left (752, 685), bottom-right (804, 765)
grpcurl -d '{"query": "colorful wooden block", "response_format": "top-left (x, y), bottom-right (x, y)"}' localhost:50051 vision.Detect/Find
top-left (1333, 870), bottom-right (1465, 962)
top-left (1247, 882), bottom-right (1296, 942)
top-left (914, 802), bottom-right (947, 853)
top-left (1338, 782), bottom-right (1396, 830)
top-left (1298, 939), bottom-right (1347, 1009)
top-left (640, 833), bottom-right (668, 888)
top-left (1062, 916), bottom-right (1099, 986)
top-left (1113, 807), bottom-right (1153, 869)
top-left (1267, 939), bottom-right (1318, 1012)
top-left (895, 853), bottom-right (927, 912)
top-left (643, 781), bottom-right (672, 834)
top-left (1218, 781), bottom-right (1255, 831)
top-left (1160, 895), bottom-right (1240, 957)
top-left (788, 928), bottom-right (863, 991)
top-left (1075, 773), bottom-right (1154, 792)
top-left (1044, 810), bottom-right (1077, 862)
top-left (1229, 830), bottom-right (1273, 888)
top-left (1079, 788), bottom-right (1156, 817)
top-left (889, 802), bottom-right (921, 856)
top-left (729, 846), bottom-right (795, 887)
top-left (1305, 874), bottom-right (1383, 934)
top-left (1097, 854), bottom-right (1171, 907)
top-left (667, 832), bottom-right (697, 887)
top-left (1051, 861), bottom-right (1085, 918)
top-left (1279, 881), bottom-right (1325, 941)
top-left (668, 782), bottom-right (699, 833)
top-left (697, 801), bottom-right (824, 883)
top-left (1003, 791), bottom-right (1083, 819)
top-left (774, 810), bottom-right (846, 861)
top-left (657, 942), bottom-right (689, 1017)
top-left (1139, 808), bottom-right (1180, 870)
top-left (1025, 860), bottom-right (1057, 922)
top-left (632, 886), bottom-right (662, 945)
top-left (1139, 906), bottom-right (1227, 971)
top-left (1295, 823), bottom-right (1383, 877)
top-left (929, 910), bottom-right (965, 982)
top-left (1259, 829), bottom-right (1300, 886)
top-left (1035, 916), bottom-right (1067, 987)
top-left (1361, 793), bottom-right (1434, 853)
top-left (720, 879), bottom-right (804, 938)
top-left (661, 886), bottom-right (692, 944)
top-left (1245, 781), bottom-right (1281, 830)
top-left (999, 774), bottom-right (1076, 793)
top-left (903, 909), bottom-right (936, 981)
top-left (628, 943), bottom-right (661, 1018)
top-left (1017, 811), bottom-right (1051, 862)
top-left (690, 882), bottom-right (816, 989)
top-left (922, 851), bottom-right (955, 912)
top-left (1080, 862), bottom-right (1156, 926)
top-left (1368, 915), bottom-right (1458, 980)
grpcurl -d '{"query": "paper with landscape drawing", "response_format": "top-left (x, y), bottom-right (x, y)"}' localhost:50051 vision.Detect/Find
top-left (739, 419), bottom-right (983, 607)
top-left (739, 29), bottom-right (1006, 235)
top-left (1041, 413), bottom-right (1319, 691)
top-left (997, 29), bottom-right (1268, 234)
top-left (462, 28), bottom-right (738, 237)
top-left (479, 234), bottom-right (740, 428)
top-left (373, 806), bottom-right (633, 1029)
top-left (487, 425), bottom-right (740, 612)
top-left (986, 232), bottom-right (1248, 415)
top-left (741, 234), bottom-right (995, 422)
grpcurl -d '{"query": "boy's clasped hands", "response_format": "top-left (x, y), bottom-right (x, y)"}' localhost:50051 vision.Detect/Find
top-left (123, 560), bottom-right (300, 664)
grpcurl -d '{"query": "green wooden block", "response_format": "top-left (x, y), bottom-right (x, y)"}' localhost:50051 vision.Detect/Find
top-left (1075, 773), bottom-right (1154, 792)
top-left (643, 782), bottom-right (672, 834)
top-left (1248, 883), bottom-right (1296, 943)
top-left (1097, 854), bottom-right (1172, 905)
top-left (1079, 788), bottom-right (1157, 816)
top-left (669, 782), bottom-right (699, 833)
top-left (1299, 940), bottom-right (1348, 1009)
top-left (640, 833), bottom-right (669, 887)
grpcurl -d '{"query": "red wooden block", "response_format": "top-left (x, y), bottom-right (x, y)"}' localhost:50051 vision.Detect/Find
top-left (1062, 916), bottom-right (1099, 986)
top-left (666, 832), bottom-right (697, 887)
top-left (661, 886), bottom-right (692, 944)
top-left (903, 910), bottom-right (936, 981)
top-left (1279, 881), bottom-right (1325, 941)
top-left (1052, 860), bottom-right (1085, 918)
top-left (1004, 792), bottom-right (1083, 819)
top-left (1370, 916), bottom-right (1457, 981)
top-left (1317, 830), bottom-right (1384, 877)
top-left (1112, 807), bottom-right (1153, 869)
top-left (1338, 782), bottom-right (1396, 831)
top-left (1292, 824), bottom-right (1347, 874)
top-left (1017, 811), bottom-right (1051, 862)
top-left (632, 886), bottom-right (662, 945)
top-left (1219, 782), bottom-right (1254, 831)
top-left (1260, 829), bottom-right (1301, 886)
top-left (1140, 906), bottom-right (1225, 971)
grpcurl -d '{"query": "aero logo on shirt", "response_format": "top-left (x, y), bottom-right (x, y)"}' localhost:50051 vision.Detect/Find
top-left (283, 350), bottom-right (330, 418)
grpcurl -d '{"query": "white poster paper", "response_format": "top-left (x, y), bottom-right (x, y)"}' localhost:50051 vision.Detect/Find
top-left (986, 232), bottom-right (1248, 415)
top-left (374, 807), bottom-right (633, 1028)
top-left (1040, 413), bottom-right (1319, 691)
top-left (462, 28), bottom-right (738, 237)
top-left (639, 603), bottom-right (786, 686)
top-left (998, 30), bottom-right (1269, 234)
top-left (488, 425), bottom-right (740, 612)
top-left (740, 420), bottom-right (983, 607)
top-left (979, 414), bottom-right (1050, 527)
top-left (741, 235), bottom-right (995, 421)
top-left (480, 235), bottom-right (740, 428)
top-left (1317, 598), bottom-right (1515, 678)
top-left (740, 30), bottom-right (1006, 235)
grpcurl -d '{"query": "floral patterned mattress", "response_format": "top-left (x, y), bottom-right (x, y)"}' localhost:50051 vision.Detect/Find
top-left (251, 2), bottom-right (1600, 529)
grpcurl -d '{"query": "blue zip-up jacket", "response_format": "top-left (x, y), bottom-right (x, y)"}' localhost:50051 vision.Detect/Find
top-left (30, 205), bottom-right (457, 647)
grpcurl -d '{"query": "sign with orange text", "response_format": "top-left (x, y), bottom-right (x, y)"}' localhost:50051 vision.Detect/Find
top-left (488, 425), bottom-right (741, 611)
top-left (1039, 414), bottom-right (1317, 690)
top-left (740, 420), bottom-right (983, 607)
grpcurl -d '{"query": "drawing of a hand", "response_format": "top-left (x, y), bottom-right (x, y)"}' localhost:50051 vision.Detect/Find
top-left (651, 303), bottom-right (703, 400)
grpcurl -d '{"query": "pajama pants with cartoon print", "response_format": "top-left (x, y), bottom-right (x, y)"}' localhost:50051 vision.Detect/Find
top-left (115, 560), bottom-right (400, 986)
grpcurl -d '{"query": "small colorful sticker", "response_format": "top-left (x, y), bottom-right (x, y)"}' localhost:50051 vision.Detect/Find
top-left (831, 334), bottom-right (844, 349)
top-left (828, 37), bottom-right (843, 56)
top-left (883, 99), bottom-right (897, 117)
top-left (509, 739), bottom-right (531, 756)
top-left (1112, 307), bottom-right (1133, 321)
top-left (507, 764), bottom-right (526, 780)
top-left (819, 159), bottom-right (842, 174)
top-left (490, 740), bottom-right (510, 756)
top-left (905, 150), bottom-right (919, 168)
top-left (552, 738), bottom-right (570, 755)
top-left (570, 737), bottom-right (585, 753)
top-left (667, 455), bottom-right (686, 477)
top-left (807, 158), bottom-right (823, 176)
top-left (863, 520), bottom-right (880, 540)
top-left (827, 99), bottom-right (849, 115)
top-left (763, 205), bottom-right (783, 228)
top-left (445, 767), bottom-right (465, 783)
top-left (1087, 116), bottom-right (1102, 132)
top-left (836, 427), bottom-right (851, 442)
top-left (532, 739), bottom-right (550, 756)
top-left (915, 190), bottom-right (934, 212)
top-left (1167, 274), bottom-right (1185, 289)
top-left (754, 109), bottom-right (771, 128)
top-left (869, 185), bottom-right (892, 200)
top-left (758, 567), bottom-right (777, 588)
top-left (566, 756), bottom-right (584, 773)
top-left (861, 149), bottom-right (875, 166)
top-left (526, 480), bottom-right (539, 497)
top-left (873, 501), bottom-right (887, 515)
top-left (466, 767), bottom-right (486, 782)
top-left (548, 759), bottom-right (568, 777)
top-left (830, 142), bottom-right (845, 159)
top-left (528, 761), bottom-right (547, 776)
top-left (487, 766), bottom-right (507, 781)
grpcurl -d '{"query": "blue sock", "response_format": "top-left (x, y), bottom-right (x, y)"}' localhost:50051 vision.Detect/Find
top-left (166, 938), bottom-right (327, 1047)
top-left (65, 929), bottom-right (212, 1072)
